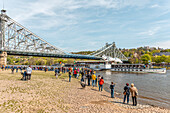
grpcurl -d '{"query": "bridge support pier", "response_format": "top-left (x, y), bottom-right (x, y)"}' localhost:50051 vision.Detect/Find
top-left (0, 52), bottom-right (7, 66)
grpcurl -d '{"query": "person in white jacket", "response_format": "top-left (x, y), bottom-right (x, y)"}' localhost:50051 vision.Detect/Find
top-left (26, 65), bottom-right (32, 80)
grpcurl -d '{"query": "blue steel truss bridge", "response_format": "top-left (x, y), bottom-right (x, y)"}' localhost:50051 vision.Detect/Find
top-left (0, 9), bottom-right (128, 65)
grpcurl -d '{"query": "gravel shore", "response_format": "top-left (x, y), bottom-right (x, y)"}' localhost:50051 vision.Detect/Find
top-left (0, 70), bottom-right (169, 113)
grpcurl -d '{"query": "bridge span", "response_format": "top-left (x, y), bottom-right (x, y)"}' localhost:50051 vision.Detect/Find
top-left (0, 9), bottom-right (127, 66)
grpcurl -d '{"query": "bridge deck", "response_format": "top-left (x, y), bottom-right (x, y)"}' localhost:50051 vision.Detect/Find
top-left (1, 50), bottom-right (102, 60)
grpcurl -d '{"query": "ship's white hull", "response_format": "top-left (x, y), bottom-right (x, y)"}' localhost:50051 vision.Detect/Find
top-left (89, 64), bottom-right (166, 73)
top-left (110, 68), bottom-right (166, 74)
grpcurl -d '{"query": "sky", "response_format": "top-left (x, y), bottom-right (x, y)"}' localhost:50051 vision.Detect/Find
top-left (1, 0), bottom-right (170, 52)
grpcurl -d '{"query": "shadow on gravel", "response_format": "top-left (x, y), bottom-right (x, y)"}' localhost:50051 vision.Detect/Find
top-left (111, 101), bottom-right (132, 106)
top-left (111, 101), bottom-right (123, 104)
top-left (78, 88), bottom-right (85, 89)
top-left (91, 88), bottom-right (99, 92)
top-left (90, 100), bottom-right (110, 105)
top-left (62, 80), bottom-right (69, 82)
top-left (101, 94), bottom-right (110, 98)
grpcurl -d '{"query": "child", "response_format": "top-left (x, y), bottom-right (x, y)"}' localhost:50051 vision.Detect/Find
top-left (110, 82), bottom-right (116, 98)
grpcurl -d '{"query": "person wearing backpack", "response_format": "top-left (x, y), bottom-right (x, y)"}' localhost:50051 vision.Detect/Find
top-left (99, 77), bottom-right (104, 91)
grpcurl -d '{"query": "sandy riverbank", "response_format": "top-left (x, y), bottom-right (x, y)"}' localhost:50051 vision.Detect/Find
top-left (0, 70), bottom-right (169, 113)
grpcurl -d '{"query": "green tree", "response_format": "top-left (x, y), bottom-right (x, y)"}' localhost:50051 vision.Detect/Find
top-left (141, 54), bottom-right (151, 64)
top-left (46, 58), bottom-right (54, 66)
top-left (165, 56), bottom-right (170, 63)
top-left (135, 58), bottom-right (139, 63)
top-left (36, 59), bottom-right (46, 65)
top-left (154, 56), bottom-right (161, 63)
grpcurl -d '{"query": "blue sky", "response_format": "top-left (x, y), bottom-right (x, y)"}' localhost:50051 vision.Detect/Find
top-left (1, 0), bottom-right (170, 52)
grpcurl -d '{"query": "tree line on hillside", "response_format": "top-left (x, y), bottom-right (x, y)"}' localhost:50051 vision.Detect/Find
top-left (121, 48), bottom-right (170, 64)
top-left (7, 56), bottom-right (75, 65)
top-left (72, 47), bottom-right (170, 64)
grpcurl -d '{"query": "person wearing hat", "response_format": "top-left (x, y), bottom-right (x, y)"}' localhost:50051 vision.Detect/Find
top-left (130, 83), bottom-right (138, 106)
top-left (123, 83), bottom-right (130, 104)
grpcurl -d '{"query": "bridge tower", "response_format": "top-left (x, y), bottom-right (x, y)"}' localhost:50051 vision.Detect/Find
top-left (0, 9), bottom-right (7, 66)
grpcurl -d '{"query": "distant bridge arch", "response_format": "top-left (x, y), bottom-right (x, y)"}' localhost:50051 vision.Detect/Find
top-left (90, 42), bottom-right (128, 61)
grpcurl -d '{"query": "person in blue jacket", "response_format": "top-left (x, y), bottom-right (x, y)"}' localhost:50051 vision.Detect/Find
top-left (123, 83), bottom-right (130, 104)
top-left (110, 82), bottom-right (116, 98)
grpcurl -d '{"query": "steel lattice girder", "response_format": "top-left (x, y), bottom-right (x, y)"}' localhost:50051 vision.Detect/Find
top-left (0, 13), bottom-right (66, 55)
top-left (90, 42), bottom-right (128, 61)
top-left (0, 11), bottom-right (126, 60)
top-left (0, 12), bottom-right (102, 60)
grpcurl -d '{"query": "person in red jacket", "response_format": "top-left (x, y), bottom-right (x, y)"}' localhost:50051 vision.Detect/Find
top-left (74, 69), bottom-right (77, 78)
top-left (99, 77), bottom-right (104, 91)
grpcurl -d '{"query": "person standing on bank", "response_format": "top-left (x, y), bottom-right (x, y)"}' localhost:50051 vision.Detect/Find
top-left (69, 70), bottom-right (72, 82)
top-left (91, 73), bottom-right (96, 87)
top-left (87, 72), bottom-right (91, 86)
top-left (110, 82), bottom-right (116, 98)
top-left (26, 65), bottom-right (32, 80)
top-left (130, 83), bottom-right (138, 106)
top-left (123, 83), bottom-right (130, 104)
top-left (99, 77), bottom-right (104, 91)
top-left (98, 75), bottom-right (101, 87)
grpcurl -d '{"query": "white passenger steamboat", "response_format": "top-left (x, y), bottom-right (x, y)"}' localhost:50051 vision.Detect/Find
top-left (75, 55), bottom-right (166, 74)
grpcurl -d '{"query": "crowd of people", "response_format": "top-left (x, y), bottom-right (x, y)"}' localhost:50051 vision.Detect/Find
top-left (67, 67), bottom-right (138, 106)
top-left (67, 67), bottom-right (105, 91)
top-left (1, 65), bottom-right (138, 106)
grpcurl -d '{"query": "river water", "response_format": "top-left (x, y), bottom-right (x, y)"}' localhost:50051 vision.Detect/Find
top-left (96, 70), bottom-right (170, 109)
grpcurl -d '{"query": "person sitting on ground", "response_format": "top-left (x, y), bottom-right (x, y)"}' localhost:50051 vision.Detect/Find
top-left (21, 71), bottom-right (27, 81)
top-left (130, 83), bottom-right (138, 106)
top-left (110, 82), bottom-right (116, 98)
top-left (99, 77), bottom-right (104, 91)
top-left (80, 81), bottom-right (86, 88)
top-left (55, 68), bottom-right (58, 76)
top-left (123, 83), bottom-right (130, 104)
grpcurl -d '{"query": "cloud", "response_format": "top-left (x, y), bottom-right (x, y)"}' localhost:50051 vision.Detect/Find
top-left (3, 0), bottom-right (170, 51)
top-left (150, 4), bottom-right (160, 8)
top-left (153, 40), bottom-right (170, 49)
top-left (137, 27), bottom-right (160, 36)
top-left (4, 0), bottom-right (153, 32)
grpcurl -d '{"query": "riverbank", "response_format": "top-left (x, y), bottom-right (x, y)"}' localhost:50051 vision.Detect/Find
top-left (0, 70), bottom-right (169, 113)
top-left (153, 66), bottom-right (170, 70)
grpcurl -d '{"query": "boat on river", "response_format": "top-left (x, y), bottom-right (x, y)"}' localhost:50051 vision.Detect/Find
top-left (75, 61), bottom-right (166, 74)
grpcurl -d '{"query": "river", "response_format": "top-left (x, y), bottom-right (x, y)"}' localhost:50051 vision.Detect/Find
top-left (96, 70), bottom-right (170, 109)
